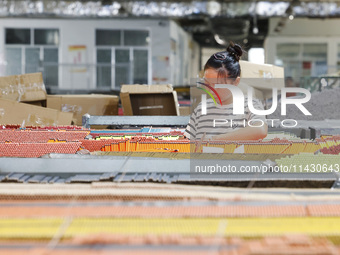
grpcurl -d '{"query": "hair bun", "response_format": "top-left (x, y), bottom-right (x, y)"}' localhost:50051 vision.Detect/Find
top-left (226, 42), bottom-right (243, 61)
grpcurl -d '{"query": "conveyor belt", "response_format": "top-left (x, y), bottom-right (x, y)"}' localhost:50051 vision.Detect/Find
top-left (1, 183), bottom-right (340, 253)
top-left (3, 201), bottom-right (340, 218)
top-left (2, 183), bottom-right (340, 200)
top-left (0, 154), bottom-right (338, 188)
top-left (1, 125), bottom-right (340, 254)
top-left (0, 243), bottom-right (237, 254)
top-left (0, 171), bottom-right (336, 188)
top-left (93, 151), bottom-right (289, 161)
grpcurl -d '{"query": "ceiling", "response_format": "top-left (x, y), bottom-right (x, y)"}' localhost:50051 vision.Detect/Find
top-left (1, 0), bottom-right (340, 48)
top-left (175, 15), bottom-right (268, 48)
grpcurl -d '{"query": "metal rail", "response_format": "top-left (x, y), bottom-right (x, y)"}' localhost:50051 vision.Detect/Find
top-left (82, 115), bottom-right (190, 128)
top-left (0, 155), bottom-right (337, 188)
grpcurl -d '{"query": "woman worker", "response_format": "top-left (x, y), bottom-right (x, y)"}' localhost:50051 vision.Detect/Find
top-left (184, 42), bottom-right (268, 141)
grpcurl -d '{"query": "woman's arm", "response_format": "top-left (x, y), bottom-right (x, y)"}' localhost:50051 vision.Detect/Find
top-left (211, 124), bottom-right (268, 141)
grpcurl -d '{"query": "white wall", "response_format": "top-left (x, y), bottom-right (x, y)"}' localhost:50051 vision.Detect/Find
top-left (0, 18), bottom-right (172, 89)
top-left (201, 47), bottom-right (223, 70)
top-left (169, 20), bottom-right (200, 86)
top-left (265, 18), bottom-right (340, 74)
top-left (189, 39), bottom-right (201, 84)
top-left (268, 18), bottom-right (340, 36)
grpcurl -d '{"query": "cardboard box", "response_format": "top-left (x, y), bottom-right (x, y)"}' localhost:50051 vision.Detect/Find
top-left (0, 98), bottom-right (72, 126)
top-left (47, 94), bottom-right (119, 125)
top-left (25, 100), bottom-right (47, 107)
top-left (0, 73), bottom-right (47, 102)
top-left (238, 82), bottom-right (264, 100)
top-left (239, 61), bottom-right (284, 98)
top-left (120, 84), bottom-right (179, 116)
top-left (179, 106), bottom-right (191, 116)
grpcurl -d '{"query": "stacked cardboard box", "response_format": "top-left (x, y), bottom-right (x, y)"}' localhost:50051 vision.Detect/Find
top-left (0, 72), bottom-right (119, 126)
top-left (0, 98), bottom-right (73, 126)
top-left (120, 84), bottom-right (179, 116)
top-left (0, 72), bottom-right (47, 103)
top-left (239, 60), bottom-right (285, 99)
top-left (0, 73), bottom-right (73, 126)
top-left (47, 94), bottom-right (119, 126)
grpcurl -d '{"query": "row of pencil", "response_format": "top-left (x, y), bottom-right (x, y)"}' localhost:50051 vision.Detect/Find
top-left (320, 144), bottom-right (340, 155)
top-left (276, 153), bottom-right (340, 171)
top-left (92, 138), bottom-right (324, 154)
top-left (101, 140), bottom-right (190, 153)
top-left (0, 125), bottom-right (86, 130)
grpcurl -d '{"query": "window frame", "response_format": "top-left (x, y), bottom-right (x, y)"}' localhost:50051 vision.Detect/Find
top-left (95, 28), bottom-right (151, 90)
top-left (275, 42), bottom-right (328, 78)
top-left (4, 27), bottom-right (60, 87)
top-left (5, 28), bottom-right (31, 45)
top-left (33, 28), bottom-right (60, 46)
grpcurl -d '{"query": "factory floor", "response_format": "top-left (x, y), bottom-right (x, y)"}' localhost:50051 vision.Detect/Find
top-left (1, 183), bottom-right (340, 255)
top-left (1, 124), bottom-right (340, 254)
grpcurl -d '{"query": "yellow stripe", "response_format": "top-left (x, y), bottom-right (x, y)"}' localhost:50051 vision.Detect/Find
top-left (1, 218), bottom-right (340, 239)
top-left (65, 218), bottom-right (219, 237)
top-left (0, 219), bottom-right (63, 238)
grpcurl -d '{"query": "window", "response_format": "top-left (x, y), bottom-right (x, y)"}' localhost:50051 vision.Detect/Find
top-left (302, 44), bottom-right (327, 76)
top-left (97, 49), bottom-right (112, 88)
top-left (6, 48), bottom-right (22, 75)
top-left (34, 29), bottom-right (59, 45)
top-left (25, 48), bottom-right (40, 73)
top-left (96, 29), bottom-right (149, 89)
top-left (275, 43), bottom-right (327, 83)
top-left (5, 28), bottom-right (30, 45)
top-left (96, 30), bottom-right (120, 46)
top-left (133, 49), bottom-right (148, 84)
top-left (5, 28), bottom-right (59, 87)
top-left (124, 30), bottom-right (149, 46)
top-left (115, 49), bottom-right (130, 88)
top-left (277, 44), bottom-right (300, 59)
top-left (43, 48), bottom-right (59, 86)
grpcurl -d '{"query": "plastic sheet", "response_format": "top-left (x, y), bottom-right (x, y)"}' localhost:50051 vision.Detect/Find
top-left (0, 73), bottom-right (47, 102)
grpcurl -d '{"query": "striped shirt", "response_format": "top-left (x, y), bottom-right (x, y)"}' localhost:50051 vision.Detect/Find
top-left (184, 97), bottom-right (266, 140)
